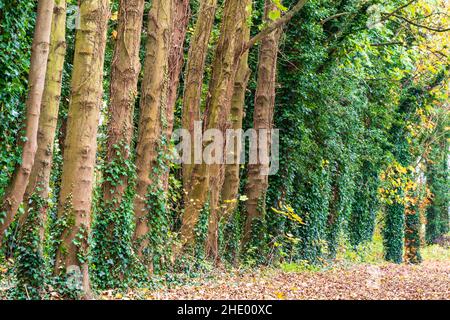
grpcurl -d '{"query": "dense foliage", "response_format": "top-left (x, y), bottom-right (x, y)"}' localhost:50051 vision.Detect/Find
top-left (0, 0), bottom-right (448, 299)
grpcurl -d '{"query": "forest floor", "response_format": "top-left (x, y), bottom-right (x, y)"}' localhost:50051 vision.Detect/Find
top-left (149, 261), bottom-right (450, 300)
top-left (1, 239), bottom-right (449, 300)
top-left (99, 241), bottom-right (450, 300)
top-left (104, 260), bottom-right (449, 300)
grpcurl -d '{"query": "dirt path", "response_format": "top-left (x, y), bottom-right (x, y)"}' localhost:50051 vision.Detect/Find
top-left (140, 261), bottom-right (449, 300)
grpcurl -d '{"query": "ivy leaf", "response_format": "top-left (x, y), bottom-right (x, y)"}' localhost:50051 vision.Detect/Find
top-left (272, 0), bottom-right (288, 11)
top-left (268, 9), bottom-right (281, 21)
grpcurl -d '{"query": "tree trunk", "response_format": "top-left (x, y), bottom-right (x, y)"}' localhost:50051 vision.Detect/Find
top-left (92, 0), bottom-right (145, 286)
top-left (181, 0), bottom-right (218, 190)
top-left (54, 0), bottom-right (109, 297)
top-left (132, 0), bottom-right (172, 268)
top-left (426, 138), bottom-right (449, 244)
top-left (167, 0), bottom-right (190, 138)
top-left (102, 0), bottom-right (144, 206)
top-left (0, 0), bottom-right (54, 244)
top-left (19, 0), bottom-right (66, 245)
top-left (243, 0), bottom-right (282, 245)
top-left (180, 0), bottom-right (248, 248)
top-left (162, 0), bottom-right (191, 191)
top-left (205, 0), bottom-right (252, 261)
top-left (15, 0), bottom-right (65, 292)
top-left (405, 200), bottom-right (422, 264)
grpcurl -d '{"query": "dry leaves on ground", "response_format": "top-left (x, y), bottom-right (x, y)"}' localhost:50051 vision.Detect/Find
top-left (137, 261), bottom-right (449, 300)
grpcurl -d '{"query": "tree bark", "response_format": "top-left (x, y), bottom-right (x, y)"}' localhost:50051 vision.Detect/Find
top-left (205, 0), bottom-right (252, 261)
top-left (0, 0), bottom-right (54, 244)
top-left (243, 0), bottom-right (282, 246)
top-left (167, 0), bottom-right (190, 139)
top-left (162, 0), bottom-right (191, 191)
top-left (54, 0), bottom-right (109, 297)
top-left (180, 0), bottom-right (248, 248)
top-left (20, 0), bottom-right (67, 243)
top-left (132, 0), bottom-right (172, 266)
top-left (102, 0), bottom-right (145, 206)
top-left (181, 0), bottom-right (218, 190)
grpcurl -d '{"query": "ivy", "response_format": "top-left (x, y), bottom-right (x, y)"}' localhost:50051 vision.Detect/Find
top-left (14, 193), bottom-right (45, 299)
top-left (0, 0), bottom-right (36, 200)
top-left (91, 142), bottom-right (136, 289)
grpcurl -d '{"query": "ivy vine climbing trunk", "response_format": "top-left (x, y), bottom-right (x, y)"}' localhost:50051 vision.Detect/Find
top-left (54, 0), bottom-right (109, 296)
top-left (405, 193), bottom-right (422, 264)
top-left (205, 0), bottom-right (252, 261)
top-left (326, 166), bottom-right (341, 259)
top-left (181, 0), bottom-right (218, 190)
top-left (180, 0), bottom-right (247, 249)
top-left (132, 0), bottom-right (172, 271)
top-left (384, 67), bottom-right (448, 264)
top-left (426, 134), bottom-right (449, 244)
top-left (0, 0), bottom-right (54, 244)
top-left (349, 164), bottom-right (379, 247)
top-left (102, 0), bottom-right (144, 211)
top-left (94, 0), bottom-right (145, 287)
top-left (243, 0), bottom-right (282, 246)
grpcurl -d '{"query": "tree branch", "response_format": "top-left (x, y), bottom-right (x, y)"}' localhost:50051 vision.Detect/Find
top-left (391, 13), bottom-right (450, 32)
top-left (367, 0), bottom-right (418, 29)
top-left (381, 0), bottom-right (418, 23)
top-left (244, 0), bottom-right (308, 51)
top-left (320, 12), bottom-right (350, 25)
top-left (370, 41), bottom-right (405, 47)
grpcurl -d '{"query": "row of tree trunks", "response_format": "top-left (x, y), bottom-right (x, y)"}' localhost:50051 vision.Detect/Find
top-left (181, 0), bottom-right (218, 190)
top-left (0, 0), bottom-right (54, 244)
top-left (20, 0), bottom-right (67, 244)
top-left (243, 0), bottom-right (283, 246)
top-left (205, 0), bottom-right (253, 261)
top-left (54, 0), bottom-right (110, 296)
top-left (180, 0), bottom-right (248, 248)
top-left (132, 0), bottom-right (172, 267)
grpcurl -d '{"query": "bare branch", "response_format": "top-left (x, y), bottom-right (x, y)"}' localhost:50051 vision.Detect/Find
top-left (370, 41), bottom-right (405, 46)
top-left (367, 0), bottom-right (418, 29)
top-left (391, 13), bottom-right (450, 32)
top-left (320, 12), bottom-right (350, 25)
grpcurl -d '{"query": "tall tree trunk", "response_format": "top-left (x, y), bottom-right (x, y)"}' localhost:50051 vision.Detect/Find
top-left (93, 0), bottom-right (145, 286)
top-left (243, 0), bottom-right (282, 246)
top-left (162, 0), bottom-right (191, 191)
top-left (405, 198), bottom-right (422, 264)
top-left (15, 2), bottom-right (65, 296)
top-left (132, 0), bottom-right (172, 269)
top-left (102, 0), bottom-right (144, 206)
top-left (19, 0), bottom-right (66, 246)
top-left (167, 0), bottom-right (190, 139)
top-left (205, 0), bottom-right (252, 261)
top-left (426, 138), bottom-right (449, 244)
top-left (0, 0), bottom-right (54, 244)
top-left (180, 0), bottom-right (248, 248)
top-left (54, 0), bottom-right (109, 297)
top-left (181, 0), bottom-right (218, 190)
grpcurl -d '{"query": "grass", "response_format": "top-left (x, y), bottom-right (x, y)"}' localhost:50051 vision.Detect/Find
top-left (280, 230), bottom-right (450, 273)
top-left (421, 244), bottom-right (450, 261)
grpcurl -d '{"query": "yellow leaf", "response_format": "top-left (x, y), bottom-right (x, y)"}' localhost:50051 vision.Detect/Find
top-left (275, 291), bottom-right (285, 299)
